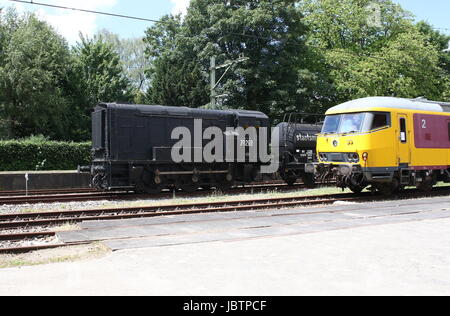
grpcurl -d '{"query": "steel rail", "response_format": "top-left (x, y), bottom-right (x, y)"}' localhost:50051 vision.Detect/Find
top-left (0, 182), bottom-right (329, 205)
top-left (0, 188), bottom-right (97, 197)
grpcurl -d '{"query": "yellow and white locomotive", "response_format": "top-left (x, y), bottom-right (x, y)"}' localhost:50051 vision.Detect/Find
top-left (306, 97), bottom-right (450, 194)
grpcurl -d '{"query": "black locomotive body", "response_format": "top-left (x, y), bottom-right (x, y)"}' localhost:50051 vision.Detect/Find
top-left (83, 103), bottom-right (323, 193)
top-left (87, 103), bottom-right (270, 193)
top-left (276, 121), bottom-right (323, 187)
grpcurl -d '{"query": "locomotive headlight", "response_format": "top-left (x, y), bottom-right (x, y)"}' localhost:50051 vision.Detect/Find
top-left (362, 152), bottom-right (369, 162)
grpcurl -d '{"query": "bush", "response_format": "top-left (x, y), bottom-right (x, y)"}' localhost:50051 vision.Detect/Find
top-left (0, 136), bottom-right (91, 171)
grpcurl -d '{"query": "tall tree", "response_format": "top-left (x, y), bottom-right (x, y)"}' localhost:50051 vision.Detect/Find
top-left (300, 0), bottom-right (449, 101)
top-left (144, 0), bottom-right (333, 117)
top-left (144, 14), bottom-right (208, 107)
top-left (416, 21), bottom-right (450, 99)
top-left (72, 35), bottom-right (132, 107)
top-left (0, 9), bottom-right (73, 139)
top-left (68, 35), bottom-right (133, 140)
top-left (96, 30), bottom-right (151, 99)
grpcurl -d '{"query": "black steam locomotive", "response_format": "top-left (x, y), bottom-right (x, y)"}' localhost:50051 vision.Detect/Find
top-left (80, 103), bottom-right (322, 193)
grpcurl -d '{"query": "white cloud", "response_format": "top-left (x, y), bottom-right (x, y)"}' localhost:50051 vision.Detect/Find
top-left (0, 0), bottom-right (118, 44)
top-left (170, 0), bottom-right (191, 16)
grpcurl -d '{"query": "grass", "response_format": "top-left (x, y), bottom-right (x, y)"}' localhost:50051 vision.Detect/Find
top-left (0, 243), bottom-right (110, 269)
top-left (95, 186), bottom-right (351, 210)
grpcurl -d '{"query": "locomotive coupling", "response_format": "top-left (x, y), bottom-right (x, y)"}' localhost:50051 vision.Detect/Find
top-left (305, 163), bottom-right (363, 176)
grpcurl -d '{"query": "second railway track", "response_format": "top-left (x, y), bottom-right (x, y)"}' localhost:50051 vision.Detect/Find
top-left (0, 181), bottom-right (328, 205)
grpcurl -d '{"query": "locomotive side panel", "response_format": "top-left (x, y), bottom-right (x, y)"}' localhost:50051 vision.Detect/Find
top-left (411, 113), bottom-right (450, 170)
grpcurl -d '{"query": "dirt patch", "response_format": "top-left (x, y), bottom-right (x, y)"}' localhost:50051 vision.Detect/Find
top-left (0, 243), bottom-right (110, 269)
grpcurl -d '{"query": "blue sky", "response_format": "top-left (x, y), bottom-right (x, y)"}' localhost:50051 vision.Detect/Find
top-left (0, 0), bottom-right (448, 44)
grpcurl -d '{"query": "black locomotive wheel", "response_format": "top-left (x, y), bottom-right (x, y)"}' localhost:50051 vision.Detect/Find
top-left (181, 185), bottom-right (198, 193)
top-left (136, 171), bottom-right (162, 194)
top-left (216, 177), bottom-right (234, 191)
top-left (417, 176), bottom-right (434, 193)
top-left (135, 183), bottom-right (162, 195)
top-left (302, 174), bottom-right (316, 189)
top-left (375, 178), bottom-right (399, 196)
top-left (348, 184), bottom-right (364, 194)
top-left (285, 178), bottom-right (297, 186)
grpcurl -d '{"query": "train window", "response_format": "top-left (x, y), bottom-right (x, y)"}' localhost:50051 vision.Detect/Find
top-left (400, 118), bottom-right (407, 143)
top-left (322, 115), bottom-right (341, 134)
top-left (339, 113), bottom-right (365, 134)
top-left (322, 112), bottom-right (391, 135)
top-left (371, 113), bottom-right (389, 130)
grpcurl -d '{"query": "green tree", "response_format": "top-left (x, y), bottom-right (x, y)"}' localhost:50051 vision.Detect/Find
top-left (68, 35), bottom-right (133, 140)
top-left (0, 9), bottom-right (73, 139)
top-left (143, 15), bottom-right (208, 107)
top-left (144, 1), bottom-right (333, 117)
top-left (301, 0), bottom-right (449, 102)
top-left (416, 21), bottom-right (450, 99)
top-left (96, 30), bottom-right (151, 99)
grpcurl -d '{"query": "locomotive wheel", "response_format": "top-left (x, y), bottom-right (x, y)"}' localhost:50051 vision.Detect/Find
top-left (417, 176), bottom-right (434, 193)
top-left (375, 178), bottom-right (399, 196)
top-left (285, 178), bottom-right (297, 186)
top-left (136, 171), bottom-right (162, 194)
top-left (348, 184), bottom-right (364, 194)
top-left (135, 183), bottom-right (162, 195)
top-left (302, 174), bottom-right (316, 189)
top-left (181, 185), bottom-right (198, 193)
top-left (201, 185), bottom-right (212, 191)
top-left (216, 177), bottom-right (234, 191)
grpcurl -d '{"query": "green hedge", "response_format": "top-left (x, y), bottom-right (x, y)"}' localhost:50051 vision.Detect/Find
top-left (0, 137), bottom-right (91, 171)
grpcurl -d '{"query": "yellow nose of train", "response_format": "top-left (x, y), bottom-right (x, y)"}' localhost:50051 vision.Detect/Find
top-left (318, 136), bottom-right (362, 165)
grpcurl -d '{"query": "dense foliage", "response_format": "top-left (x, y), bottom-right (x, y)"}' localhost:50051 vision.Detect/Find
top-left (143, 0), bottom-right (449, 116)
top-left (144, 0), bottom-right (336, 117)
top-left (0, 9), bottom-right (133, 142)
top-left (300, 0), bottom-right (449, 102)
top-left (0, 0), bottom-right (449, 144)
top-left (0, 136), bottom-right (91, 171)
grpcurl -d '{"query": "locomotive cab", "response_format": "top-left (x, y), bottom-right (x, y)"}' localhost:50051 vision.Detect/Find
top-left (313, 110), bottom-right (393, 193)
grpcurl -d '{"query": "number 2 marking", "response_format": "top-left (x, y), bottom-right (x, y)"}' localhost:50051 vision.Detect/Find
top-left (422, 119), bottom-right (427, 129)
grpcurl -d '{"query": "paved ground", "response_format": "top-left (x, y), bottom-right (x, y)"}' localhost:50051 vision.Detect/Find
top-left (1, 197), bottom-right (450, 296)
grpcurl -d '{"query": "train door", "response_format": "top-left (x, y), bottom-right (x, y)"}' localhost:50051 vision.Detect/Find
top-left (397, 114), bottom-right (410, 165)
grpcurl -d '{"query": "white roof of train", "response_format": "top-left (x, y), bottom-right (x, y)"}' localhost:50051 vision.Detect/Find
top-left (327, 97), bottom-right (450, 114)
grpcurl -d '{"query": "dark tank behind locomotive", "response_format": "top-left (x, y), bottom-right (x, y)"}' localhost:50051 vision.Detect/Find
top-left (276, 114), bottom-right (323, 187)
top-left (82, 103), bottom-right (323, 193)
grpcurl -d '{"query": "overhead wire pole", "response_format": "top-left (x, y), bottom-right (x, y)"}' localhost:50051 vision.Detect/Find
top-left (210, 55), bottom-right (249, 109)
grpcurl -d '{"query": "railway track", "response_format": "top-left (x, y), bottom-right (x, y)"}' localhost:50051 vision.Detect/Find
top-left (0, 188), bottom-right (97, 197)
top-left (1, 186), bottom-right (449, 254)
top-left (0, 191), bottom-right (373, 254)
top-left (0, 181), bottom-right (325, 205)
